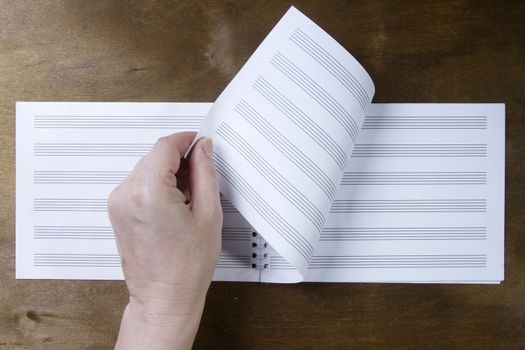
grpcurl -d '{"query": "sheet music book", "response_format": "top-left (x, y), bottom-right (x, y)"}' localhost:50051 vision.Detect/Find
top-left (16, 7), bottom-right (505, 283)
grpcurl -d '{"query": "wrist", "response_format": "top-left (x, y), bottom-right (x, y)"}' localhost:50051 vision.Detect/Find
top-left (126, 278), bottom-right (209, 323)
top-left (114, 280), bottom-right (209, 350)
top-left (115, 296), bottom-right (206, 350)
top-left (127, 293), bottom-right (206, 327)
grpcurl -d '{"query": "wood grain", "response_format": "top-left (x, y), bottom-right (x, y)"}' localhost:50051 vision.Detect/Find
top-left (1, 0), bottom-right (524, 349)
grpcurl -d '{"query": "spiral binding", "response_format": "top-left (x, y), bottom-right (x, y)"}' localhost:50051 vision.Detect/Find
top-left (250, 230), bottom-right (269, 269)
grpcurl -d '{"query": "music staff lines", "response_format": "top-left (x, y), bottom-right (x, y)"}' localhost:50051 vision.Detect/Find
top-left (32, 170), bottom-right (488, 186)
top-left (29, 197), bottom-right (231, 213)
top-left (32, 114), bottom-right (487, 130)
top-left (34, 143), bottom-right (153, 157)
top-left (33, 198), bottom-right (240, 215)
top-left (33, 142), bottom-right (488, 158)
top-left (34, 198), bottom-right (108, 212)
top-left (32, 225), bottom-right (251, 241)
top-left (214, 153), bottom-right (314, 262)
top-left (222, 227), bottom-right (252, 241)
top-left (271, 51), bottom-right (360, 142)
top-left (341, 171), bottom-right (487, 185)
top-left (308, 254), bottom-right (487, 269)
top-left (353, 144), bottom-right (487, 157)
top-left (269, 255), bottom-right (296, 270)
top-left (320, 226), bottom-right (487, 241)
top-left (362, 115), bottom-right (487, 129)
top-left (34, 253), bottom-right (121, 267)
top-left (215, 255), bottom-right (252, 268)
top-left (290, 28), bottom-right (370, 111)
top-left (220, 199), bottom-right (238, 214)
top-left (330, 199), bottom-right (487, 213)
top-left (217, 122), bottom-right (325, 231)
top-left (33, 115), bottom-right (204, 129)
top-left (34, 170), bottom-right (130, 184)
top-left (33, 253), bottom-right (252, 269)
top-left (33, 198), bottom-right (488, 214)
top-left (253, 76), bottom-right (347, 170)
top-left (34, 226), bottom-right (114, 239)
top-left (235, 99), bottom-right (336, 200)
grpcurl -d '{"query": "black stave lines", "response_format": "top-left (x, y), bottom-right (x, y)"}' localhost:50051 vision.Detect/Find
top-left (34, 197), bottom-right (238, 215)
top-left (216, 122), bottom-right (325, 231)
top-left (34, 198), bottom-right (107, 212)
top-left (330, 199), bottom-right (487, 213)
top-left (33, 225), bottom-right (251, 242)
top-left (235, 99), bottom-right (336, 200)
top-left (33, 143), bottom-right (488, 158)
top-left (33, 198), bottom-right (239, 214)
top-left (34, 143), bottom-right (153, 157)
top-left (214, 153), bottom-right (314, 262)
top-left (341, 172), bottom-right (487, 186)
top-left (34, 170), bottom-right (129, 184)
top-left (33, 115), bottom-right (204, 129)
top-left (216, 255), bottom-right (252, 269)
top-left (34, 253), bottom-right (121, 267)
top-left (320, 227), bottom-right (487, 241)
top-left (308, 255), bottom-right (487, 269)
top-left (290, 28), bottom-right (370, 111)
top-left (269, 255), bottom-right (296, 270)
top-left (33, 253), bottom-right (251, 268)
top-left (362, 115), bottom-right (487, 129)
top-left (270, 51), bottom-right (360, 142)
top-left (221, 199), bottom-right (238, 214)
top-left (253, 76), bottom-right (347, 170)
top-left (222, 227), bottom-right (252, 241)
top-left (34, 226), bottom-right (114, 239)
top-left (352, 144), bottom-right (487, 157)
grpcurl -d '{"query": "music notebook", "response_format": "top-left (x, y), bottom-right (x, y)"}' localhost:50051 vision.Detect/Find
top-left (16, 7), bottom-right (505, 283)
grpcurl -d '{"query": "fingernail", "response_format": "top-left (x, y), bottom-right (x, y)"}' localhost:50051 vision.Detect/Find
top-left (201, 137), bottom-right (213, 158)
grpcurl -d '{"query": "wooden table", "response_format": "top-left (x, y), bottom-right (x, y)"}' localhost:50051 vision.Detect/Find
top-left (1, 1), bottom-right (524, 348)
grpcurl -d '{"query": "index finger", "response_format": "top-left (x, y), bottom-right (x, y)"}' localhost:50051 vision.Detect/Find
top-left (146, 131), bottom-right (197, 175)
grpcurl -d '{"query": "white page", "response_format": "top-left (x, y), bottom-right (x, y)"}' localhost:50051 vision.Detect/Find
top-left (16, 102), bottom-right (260, 281)
top-left (193, 6), bottom-right (375, 280)
top-left (263, 104), bottom-right (505, 283)
top-left (16, 102), bottom-right (504, 284)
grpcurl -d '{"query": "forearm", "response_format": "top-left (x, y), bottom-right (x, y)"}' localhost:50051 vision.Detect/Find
top-left (115, 297), bottom-right (206, 350)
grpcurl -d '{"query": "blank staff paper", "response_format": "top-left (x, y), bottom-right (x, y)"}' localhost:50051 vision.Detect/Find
top-left (16, 102), bottom-right (504, 283)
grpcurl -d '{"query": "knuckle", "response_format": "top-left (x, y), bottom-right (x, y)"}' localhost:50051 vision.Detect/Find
top-left (216, 205), bottom-right (224, 224)
top-left (203, 165), bottom-right (219, 191)
top-left (129, 178), bottom-right (148, 209)
top-left (109, 173), bottom-right (148, 213)
top-left (194, 198), bottom-right (223, 225)
top-left (208, 165), bottom-right (218, 182)
top-left (107, 185), bottom-right (123, 216)
top-left (207, 200), bottom-right (224, 225)
top-left (154, 136), bottom-right (172, 149)
top-left (156, 136), bottom-right (169, 145)
top-left (160, 168), bottom-right (177, 187)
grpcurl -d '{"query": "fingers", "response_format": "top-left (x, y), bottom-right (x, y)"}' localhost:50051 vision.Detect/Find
top-left (188, 137), bottom-right (222, 221)
top-left (147, 131), bottom-right (196, 178)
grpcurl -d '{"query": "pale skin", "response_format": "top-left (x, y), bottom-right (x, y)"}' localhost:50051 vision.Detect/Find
top-left (108, 132), bottom-right (223, 350)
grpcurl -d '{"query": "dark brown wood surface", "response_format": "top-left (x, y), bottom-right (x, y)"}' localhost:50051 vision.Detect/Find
top-left (1, 1), bottom-right (524, 349)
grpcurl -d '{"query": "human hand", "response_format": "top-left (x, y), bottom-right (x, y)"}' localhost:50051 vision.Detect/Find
top-left (108, 132), bottom-right (222, 350)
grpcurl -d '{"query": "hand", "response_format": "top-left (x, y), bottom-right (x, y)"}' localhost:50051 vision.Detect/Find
top-left (108, 132), bottom-right (222, 350)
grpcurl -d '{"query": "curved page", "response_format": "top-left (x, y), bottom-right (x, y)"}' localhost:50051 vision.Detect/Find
top-left (193, 6), bottom-right (375, 280)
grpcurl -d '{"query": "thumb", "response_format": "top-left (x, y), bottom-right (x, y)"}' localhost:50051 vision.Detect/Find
top-left (189, 137), bottom-right (221, 220)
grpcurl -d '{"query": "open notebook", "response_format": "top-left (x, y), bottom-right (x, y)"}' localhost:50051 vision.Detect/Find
top-left (16, 7), bottom-right (504, 283)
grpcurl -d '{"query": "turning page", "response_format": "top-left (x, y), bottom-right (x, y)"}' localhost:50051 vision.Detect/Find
top-left (193, 6), bottom-right (374, 281)
top-left (263, 104), bottom-right (505, 283)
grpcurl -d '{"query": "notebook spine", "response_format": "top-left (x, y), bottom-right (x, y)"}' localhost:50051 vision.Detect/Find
top-left (250, 230), bottom-right (269, 270)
